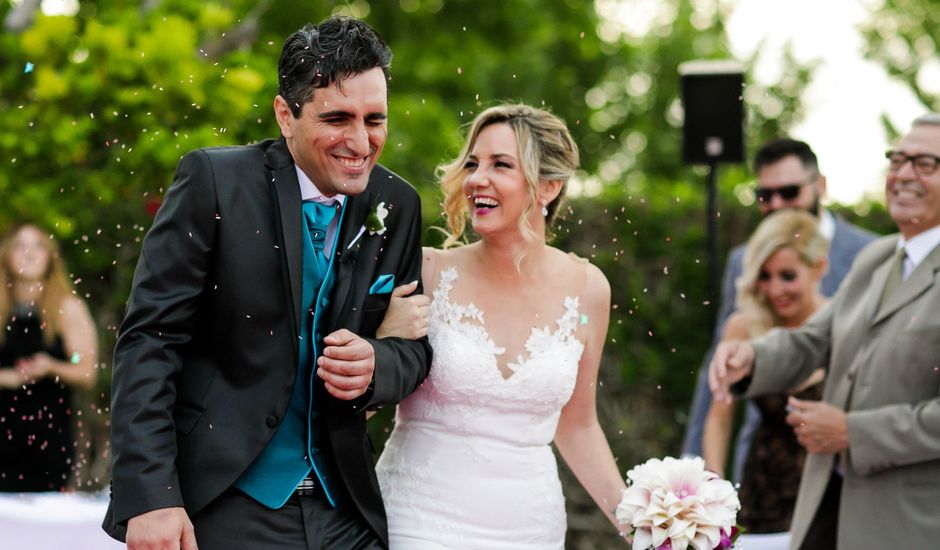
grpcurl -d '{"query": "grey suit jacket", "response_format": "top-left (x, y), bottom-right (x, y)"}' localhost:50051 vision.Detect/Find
top-left (747, 235), bottom-right (940, 549)
top-left (682, 214), bottom-right (875, 479)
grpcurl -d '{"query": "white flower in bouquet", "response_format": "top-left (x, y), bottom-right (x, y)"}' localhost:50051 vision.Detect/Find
top-left (615, 456), bottom-right (740, 550)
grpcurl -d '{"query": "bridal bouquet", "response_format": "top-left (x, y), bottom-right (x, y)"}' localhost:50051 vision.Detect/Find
top-left (615, 456), bottom-right (740, 550)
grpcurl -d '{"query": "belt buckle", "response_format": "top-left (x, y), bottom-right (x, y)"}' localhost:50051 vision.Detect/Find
top-left (293, 477), bottom-right (318, 498)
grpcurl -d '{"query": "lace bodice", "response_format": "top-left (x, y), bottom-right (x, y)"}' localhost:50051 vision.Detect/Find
top-left (376, 265), bottom-right (587, 549)
top-left (398, 266), bottom-right (585, 444)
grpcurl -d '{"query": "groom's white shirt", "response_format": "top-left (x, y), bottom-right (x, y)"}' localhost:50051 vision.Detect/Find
top-left (296, 165), bottom-right (346, 260)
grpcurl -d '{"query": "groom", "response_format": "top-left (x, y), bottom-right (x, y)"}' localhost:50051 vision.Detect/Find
top-left (103, 17), bottom-right (431, 549)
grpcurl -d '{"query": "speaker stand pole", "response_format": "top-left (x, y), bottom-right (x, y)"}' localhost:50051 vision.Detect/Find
top-left (706, 160), bottom-right (720, 309)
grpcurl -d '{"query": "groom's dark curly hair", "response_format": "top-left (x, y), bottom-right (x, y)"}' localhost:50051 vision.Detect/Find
top-left (278, 16), bottom-right (392, 118)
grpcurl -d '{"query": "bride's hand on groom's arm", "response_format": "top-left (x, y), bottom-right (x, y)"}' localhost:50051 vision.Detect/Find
top-left (318, 329), bottom-right (376, 400)
top-left (375, 280), bottom-right (430, 340)
top-left (708, 340), bottom-right (755, 405)
top-left (126, 507), bottom-right (197, 550)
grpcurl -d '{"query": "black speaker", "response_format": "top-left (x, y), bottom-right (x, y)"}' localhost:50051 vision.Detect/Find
top-left (679, 60), bottom-right (745, 165)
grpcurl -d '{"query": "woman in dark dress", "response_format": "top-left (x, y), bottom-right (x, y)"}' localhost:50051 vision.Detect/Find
top-left (0, 223), bottom-right (98, 492)
top-left (703, 210), bottom-right (828, 539)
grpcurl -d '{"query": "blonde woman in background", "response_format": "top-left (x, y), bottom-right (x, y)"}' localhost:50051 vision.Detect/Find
top-left (703, 210), bottom-right (828, 546)
top-left (0, 223), bottom-right (98, 492)
top-left (375, 104), bottom-right (626, 548)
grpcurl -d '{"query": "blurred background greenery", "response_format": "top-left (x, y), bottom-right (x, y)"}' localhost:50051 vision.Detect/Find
top-left (0, 0), bottom-right (931, 546)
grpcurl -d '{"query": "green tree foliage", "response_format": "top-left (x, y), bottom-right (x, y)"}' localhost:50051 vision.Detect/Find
top-left (860, 0), bottom-right (940, 137)
top-left (1, 0), bottom-right (824, 542)
top-left (0, 1), bottom-right (276, 331)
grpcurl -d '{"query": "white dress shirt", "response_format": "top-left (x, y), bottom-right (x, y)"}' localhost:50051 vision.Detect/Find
top-left (296, 166), bottom-right (346, 260)
top-left (897, 223), bottom-right (940, 281)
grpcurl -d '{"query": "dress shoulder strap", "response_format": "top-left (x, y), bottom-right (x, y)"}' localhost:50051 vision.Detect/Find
top-left (545, 252), bottom-right (588, 340)
top-left (434, 265), bottom-right (459, 298)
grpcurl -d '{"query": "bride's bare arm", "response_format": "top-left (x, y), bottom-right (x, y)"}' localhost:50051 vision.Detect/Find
top-left (553, 264), bottom-right (627, 533)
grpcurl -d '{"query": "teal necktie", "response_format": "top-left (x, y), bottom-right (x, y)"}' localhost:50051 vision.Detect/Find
top-left (302, 200), bottom-right (339, 275)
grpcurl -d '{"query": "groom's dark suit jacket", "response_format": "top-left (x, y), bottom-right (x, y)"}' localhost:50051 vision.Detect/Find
top-left (103, 138), bottom-right (431, 545)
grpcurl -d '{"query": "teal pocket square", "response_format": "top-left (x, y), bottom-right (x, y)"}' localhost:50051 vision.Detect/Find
top-left (369, 274), bottom-right (395, 295)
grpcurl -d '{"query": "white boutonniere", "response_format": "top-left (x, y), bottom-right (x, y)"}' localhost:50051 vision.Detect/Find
top-left (347, 199), bottom-right (389, 250)
top-left (365, 200), bottom-right (388, 235)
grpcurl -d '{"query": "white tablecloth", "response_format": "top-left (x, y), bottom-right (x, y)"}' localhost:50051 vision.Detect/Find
top-left (0, 491), bottom-right (123, 549)
top-left (736, 531), bottom-right (791, 550)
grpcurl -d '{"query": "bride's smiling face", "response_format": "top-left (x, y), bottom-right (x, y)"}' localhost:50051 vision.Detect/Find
top-left (461, 123), bottom-right (535, 236)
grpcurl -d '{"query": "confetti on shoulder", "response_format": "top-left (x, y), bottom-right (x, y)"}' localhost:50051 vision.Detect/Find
top-left (580, 314), bottom-right (589, 325)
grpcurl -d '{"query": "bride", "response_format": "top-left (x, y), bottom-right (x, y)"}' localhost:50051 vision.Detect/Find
top-left (374, 104), bottom-right (626, 548)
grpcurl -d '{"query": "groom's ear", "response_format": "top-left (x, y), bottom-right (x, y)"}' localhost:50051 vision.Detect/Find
top-left (274, 95), bottom-right (296, 138)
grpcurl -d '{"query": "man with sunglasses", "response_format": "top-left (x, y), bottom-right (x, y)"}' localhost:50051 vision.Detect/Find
top-left (682, 138), bottom-right (875, 481)
top-left (709, 115), bottom-right (940, 548)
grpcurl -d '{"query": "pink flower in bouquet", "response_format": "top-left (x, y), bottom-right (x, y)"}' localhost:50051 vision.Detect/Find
top-left (717, 526), bottom-right (738, 549)
top-left (615, 456), bottom-right (739, 550)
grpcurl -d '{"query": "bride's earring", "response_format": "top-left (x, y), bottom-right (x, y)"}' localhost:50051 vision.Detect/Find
top-left (540, 202), bottom-right (549, 217)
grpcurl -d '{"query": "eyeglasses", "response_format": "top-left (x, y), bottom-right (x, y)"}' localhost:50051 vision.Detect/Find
top-left (754, 181), bottom-right (812, 203)
top-left (885, 150), bottom-right (940, 176)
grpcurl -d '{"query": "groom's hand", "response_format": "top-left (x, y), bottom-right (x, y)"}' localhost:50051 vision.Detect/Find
top-left (708, 339), bottom-right (755, 405)
top-left (126, 507), bottom-right (198, 550)
top-left (318, 329), bottom-right (375, 400)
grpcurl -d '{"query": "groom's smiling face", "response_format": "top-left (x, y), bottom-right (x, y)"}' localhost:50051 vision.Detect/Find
top-left (275, 67), bottom-right (388, 197)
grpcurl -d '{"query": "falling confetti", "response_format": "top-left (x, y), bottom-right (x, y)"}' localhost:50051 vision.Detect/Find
top-left (24, 62), bottom-right (34, 74)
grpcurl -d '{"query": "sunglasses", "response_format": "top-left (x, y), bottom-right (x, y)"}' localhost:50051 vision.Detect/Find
top-left (754, 181), bottom-right (811, 203)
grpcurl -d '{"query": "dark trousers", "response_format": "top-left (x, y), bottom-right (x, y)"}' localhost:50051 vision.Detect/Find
top-left (799, 474), bottom-right (841, 550)
top-left (191, 488), bottom-right (385, 550)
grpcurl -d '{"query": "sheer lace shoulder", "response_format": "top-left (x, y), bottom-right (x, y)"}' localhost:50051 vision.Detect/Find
top-left (430, 266), bottom-right (506, 358)
top-left (524, 295), bottom-right (581, 363)
top-left (430, 265), bottom-right (586, 376)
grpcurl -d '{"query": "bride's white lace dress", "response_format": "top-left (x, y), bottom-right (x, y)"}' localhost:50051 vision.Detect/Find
top-left (376, 266), bottom-right (586, 549)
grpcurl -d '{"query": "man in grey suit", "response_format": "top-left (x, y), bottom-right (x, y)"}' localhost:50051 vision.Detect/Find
top-left (682, 139), bottom-right (875, 479)
top-left (710, 113), bottom-right (940, 549)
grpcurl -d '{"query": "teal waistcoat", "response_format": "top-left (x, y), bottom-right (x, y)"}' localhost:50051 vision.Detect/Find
top-left (234, 203), bottom-right (347, 508)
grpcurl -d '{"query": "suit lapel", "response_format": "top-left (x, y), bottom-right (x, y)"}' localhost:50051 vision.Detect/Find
top-left (329, 187), bottom-right (375, 328)
top-left (266, 139), bottom-right (304, 331)
top-left (873, 239), bottom-right (940, 325)
top-left (861, 240), bottom-right (897, 327)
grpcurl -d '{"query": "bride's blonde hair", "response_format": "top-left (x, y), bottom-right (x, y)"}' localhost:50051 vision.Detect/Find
top-left (437, 104), bottom-right (579, 250)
